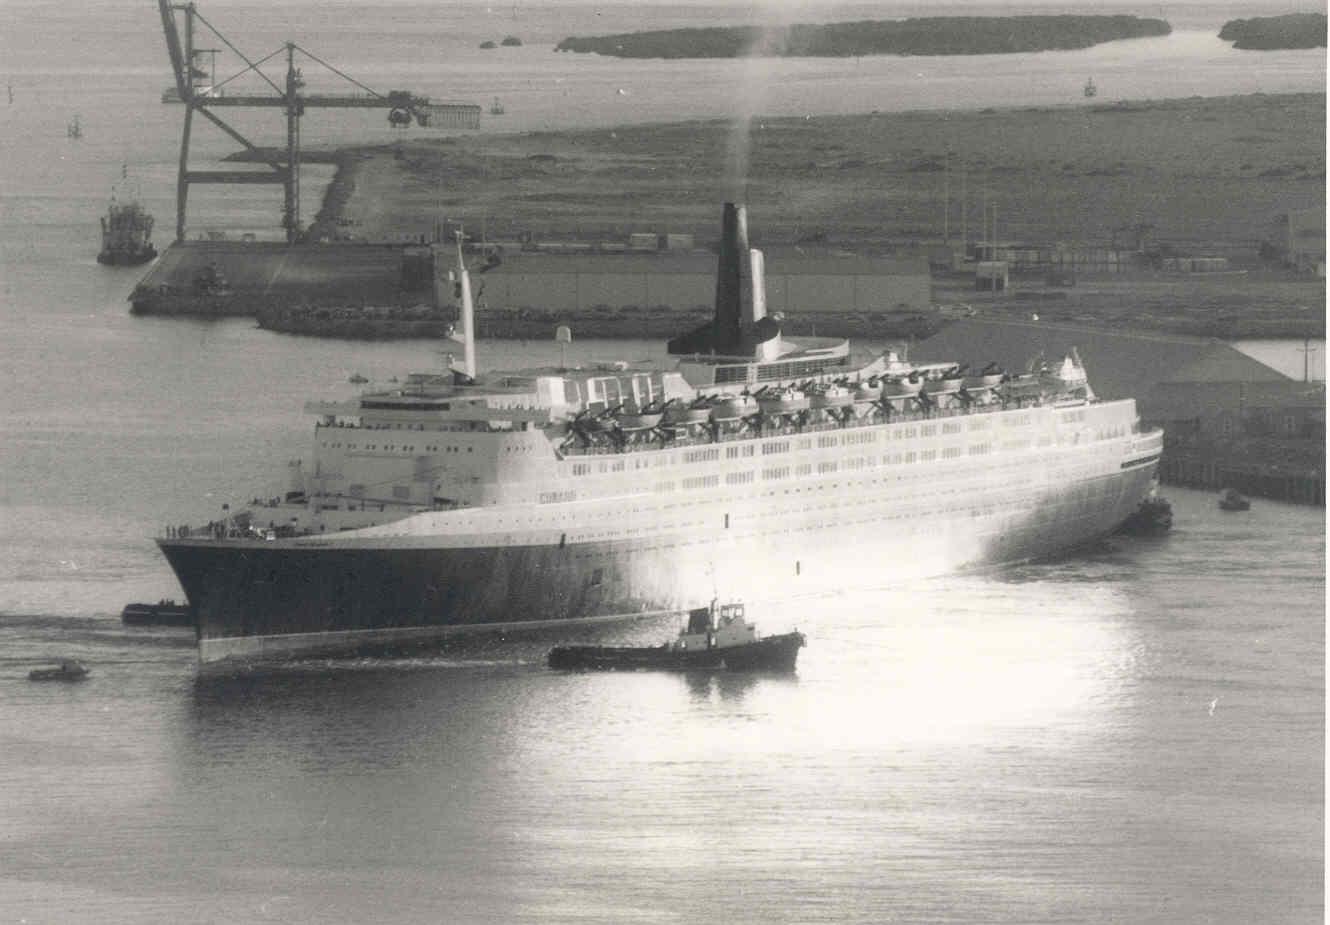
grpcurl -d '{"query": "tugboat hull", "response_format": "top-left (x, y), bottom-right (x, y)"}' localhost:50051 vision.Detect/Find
top-left (549, 632), bottom-right (805, 672)
top-left (97, 247), bottom-right (157, 267)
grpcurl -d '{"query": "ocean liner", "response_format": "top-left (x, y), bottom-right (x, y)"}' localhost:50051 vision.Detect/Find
top-left (158, 204), bottom-right (1163, 664)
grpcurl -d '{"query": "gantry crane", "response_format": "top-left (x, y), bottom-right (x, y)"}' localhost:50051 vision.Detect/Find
top-left (158, 1), bottom-right (481, 243)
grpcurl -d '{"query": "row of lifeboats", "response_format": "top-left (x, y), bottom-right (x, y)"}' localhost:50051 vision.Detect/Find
top-left (565, 364), bottom-right (1013, 444)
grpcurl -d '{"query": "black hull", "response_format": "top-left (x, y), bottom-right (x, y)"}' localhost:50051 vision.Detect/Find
top-left (549, 632), bottom-right (804, 672)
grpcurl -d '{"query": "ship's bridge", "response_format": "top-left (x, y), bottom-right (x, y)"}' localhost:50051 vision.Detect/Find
top-left (675, 336), bottom-right (852, 389)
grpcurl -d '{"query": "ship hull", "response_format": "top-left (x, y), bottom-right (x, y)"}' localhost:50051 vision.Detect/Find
top-left (161, 453), bottom-right (1159, 665)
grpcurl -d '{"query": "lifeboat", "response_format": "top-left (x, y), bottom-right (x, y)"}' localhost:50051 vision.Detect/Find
top-left (963, 363), bottom-right (1005, 391)
top-left (1000, 375), bottom-right (1044, 401)
top-left (881, 376), bottom-right (922, 400)
top-left (923, 372), bottom-right (965, 396)
top-left (615, 402), bottom-right (665, 432)
top-left (808, 384), bottom-right (853, 410)
top-left (662, 398), bottom-right (712, 427)
top-left (756, 388), bottom-right (810, 417)
top-left (852, 379), bottom-right (883, 403)
top-left (710, 394), bottom-right (757, 422)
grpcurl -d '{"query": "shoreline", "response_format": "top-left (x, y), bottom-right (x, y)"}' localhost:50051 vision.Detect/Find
top-left (554, 15), bottom-right (1170, 59)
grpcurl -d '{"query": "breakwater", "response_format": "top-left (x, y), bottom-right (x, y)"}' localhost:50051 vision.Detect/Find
top-left (1160, 451), bottom-right (1324, 506)
top-left (555, 15), bottom-right (1171, 58)
top-left (128, 241), bottom-right (425, 317)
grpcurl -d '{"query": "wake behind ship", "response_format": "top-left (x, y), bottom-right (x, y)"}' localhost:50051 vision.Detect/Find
top-left (158, 204), bottom-right (1164, 664)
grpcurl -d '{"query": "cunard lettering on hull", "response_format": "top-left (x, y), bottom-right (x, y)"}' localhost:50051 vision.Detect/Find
top-left (155, 204), bottom-right (1165, 664)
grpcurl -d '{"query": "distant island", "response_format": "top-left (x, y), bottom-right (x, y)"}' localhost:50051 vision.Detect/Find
top-left (1219, 13), bottom-right (1327, 50)
top-left (554, 15), bottom-right (1171, 58)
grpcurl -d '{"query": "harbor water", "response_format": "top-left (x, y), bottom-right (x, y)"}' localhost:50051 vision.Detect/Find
top-left (0, 1), bottom-right (1323, 921)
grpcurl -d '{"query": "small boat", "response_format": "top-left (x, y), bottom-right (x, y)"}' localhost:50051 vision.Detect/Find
top-left (808, 384), bottom-right (853, 410)
top-left (853, 379), bottom-right (883, 403)
top-left (615, 402), bottom-right (665, 432)
top-left (348, 373), bottom-right (369, 384)
top-left (1084, 77), bottom-right (1097, 98)
top-left (963, 363), bottom-right (1006, 392)
top-left (29, 659), bottom-right (89, 682)
top-left (756, 387), bottom-right (809, 417)
top-left (97, 197), bottom-right (156, 266)
top-left (121, 600), bottom-right (194, 627)
top-left (489, 97), bottom-right (505, 116)
top-left (709, 394), bottom-right (757, 422)
top-left (1116, 493), bottom-right (1173, 535)
top-left (548, 601), bottom-right (804, 672)
top-left (1218, 488), bottom-right (1250, 512)
top-left (880, 376), bottom-right (922, 400)
top-left (923, 369), bottom-right (966, 395)
top-left (662, 398), bottom-right (712, 427)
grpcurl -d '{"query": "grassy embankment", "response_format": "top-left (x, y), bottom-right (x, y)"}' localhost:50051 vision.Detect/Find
top-left (306, 93), bottom-right (1323, 339)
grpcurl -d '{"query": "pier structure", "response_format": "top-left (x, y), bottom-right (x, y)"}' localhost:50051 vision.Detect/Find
top-left (157, 0), bottom-right (480, 243)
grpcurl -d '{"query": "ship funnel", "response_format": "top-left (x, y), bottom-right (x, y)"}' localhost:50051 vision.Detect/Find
top-left (711, 202), bottom-right (748, 352)
top-left (667, 202), bottom-right (782, 358)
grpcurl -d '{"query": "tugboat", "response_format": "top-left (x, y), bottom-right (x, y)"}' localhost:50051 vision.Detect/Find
top-left (548, 601), bottom-right (804, 672)
top-left (29, 659), bottom-right (89, 682)
top-left (121, 599), bottom-right (194, 627)
top-left (1115, 483), bottom-right (1173, 535)
top-left (1218, 487), bottom-right (1250, 511)
top-left (97, 198), bottom-right (157, 266)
